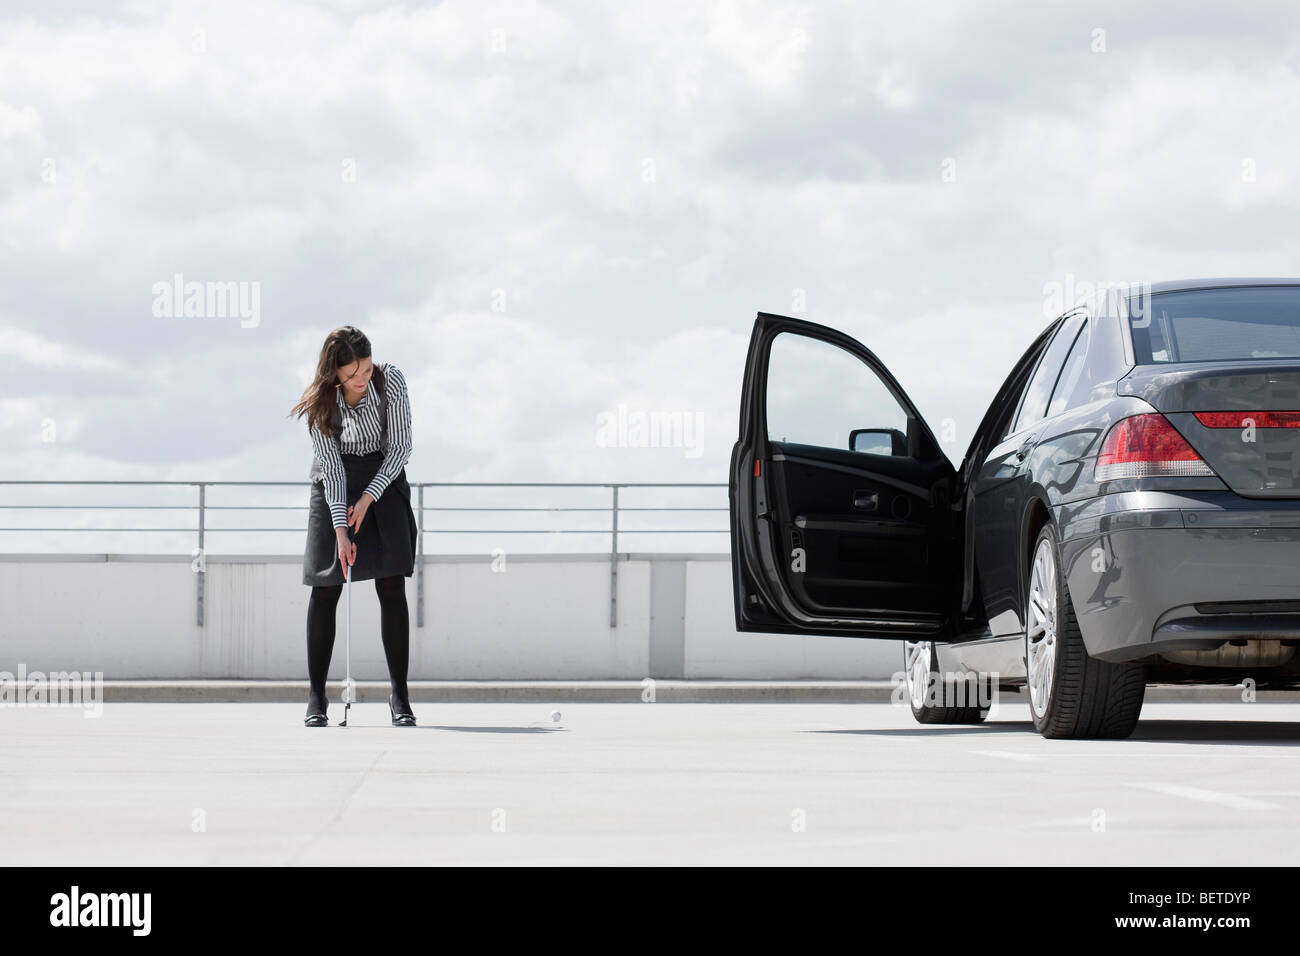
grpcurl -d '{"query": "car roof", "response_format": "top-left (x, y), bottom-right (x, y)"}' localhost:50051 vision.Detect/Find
top-left (1147, 277), bottom-right (1300, 294)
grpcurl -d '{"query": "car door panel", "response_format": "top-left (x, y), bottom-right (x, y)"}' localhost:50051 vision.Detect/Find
top-left (729, 312), bottom-right (961, 640)
top-left (971, 313), bottom-right (1084, 635)
top-left (973, 434), bottom-right (1033, 634)
top-left (951, 318), bottom-right (1063, 627)
top-left (770, 443), bottom-right (954, 615)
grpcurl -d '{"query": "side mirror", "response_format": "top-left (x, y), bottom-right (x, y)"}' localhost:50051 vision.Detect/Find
top-left (849, 427), bottom-right (908, 456)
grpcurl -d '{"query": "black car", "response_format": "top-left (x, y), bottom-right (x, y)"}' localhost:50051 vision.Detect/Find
top-left (729, 278), bottom-right (1300, 739)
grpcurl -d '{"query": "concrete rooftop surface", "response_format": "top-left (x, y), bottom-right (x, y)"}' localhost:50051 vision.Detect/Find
top-left (4, 700), bottom-right (1300, 865)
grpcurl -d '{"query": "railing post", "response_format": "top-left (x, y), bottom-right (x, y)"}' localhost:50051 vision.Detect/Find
top-left (196, 482), bottom-right (205, 627)
top-left (609, 484), bottom-right (619, 628)
top-left (416, 483), bottom-right (424, 628)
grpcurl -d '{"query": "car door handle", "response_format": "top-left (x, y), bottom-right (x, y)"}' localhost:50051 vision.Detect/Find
top-left (852, 490), bottom-right (878, 511)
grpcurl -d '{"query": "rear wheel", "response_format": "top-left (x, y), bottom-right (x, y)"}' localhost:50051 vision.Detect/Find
top-left (904, 640), bottom-right (990, 724)
top-left (1025, 523), bottom-right (1145, 739)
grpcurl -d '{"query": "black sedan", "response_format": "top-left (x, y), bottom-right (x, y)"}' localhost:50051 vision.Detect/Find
top-left (729, 278), bottom-right (1300, 738)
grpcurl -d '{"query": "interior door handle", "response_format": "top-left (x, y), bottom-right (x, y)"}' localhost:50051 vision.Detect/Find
top-left (852, 491), bottom-right (878, 511)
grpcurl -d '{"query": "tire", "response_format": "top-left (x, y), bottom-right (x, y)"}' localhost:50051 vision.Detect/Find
top-left (1025, 522), bottom-right (1146, 739)
top-left (904, 640), bottom-right (990, 724)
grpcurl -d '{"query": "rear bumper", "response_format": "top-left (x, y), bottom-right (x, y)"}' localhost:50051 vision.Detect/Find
top-left (1057, 491), bottom-right (1300, 662)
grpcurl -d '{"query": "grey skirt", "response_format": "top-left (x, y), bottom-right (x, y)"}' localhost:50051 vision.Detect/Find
top-left (302, 450), bottom-right (417, 586)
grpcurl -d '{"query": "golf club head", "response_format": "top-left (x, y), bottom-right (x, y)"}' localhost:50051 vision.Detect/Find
top-left (340, 701), bottom-right (350, 727)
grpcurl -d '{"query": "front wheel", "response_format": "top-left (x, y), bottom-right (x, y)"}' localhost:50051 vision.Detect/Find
top-left (1025, 523), bottom-right (1145, 739)
top-left (904, 640), bottom-right (990, 724)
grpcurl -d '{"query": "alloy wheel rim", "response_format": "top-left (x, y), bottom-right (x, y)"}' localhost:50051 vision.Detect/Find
top-left (1026, 536), bottom-right (1059, 719)
top-left (905, 640), bottom-right (932, 710)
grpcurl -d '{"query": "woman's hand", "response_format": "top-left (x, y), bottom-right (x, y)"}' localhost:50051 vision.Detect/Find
top-left (347, 493), bottom-right (375, 535)
top-left (335, 526), bottom-right (356, 576)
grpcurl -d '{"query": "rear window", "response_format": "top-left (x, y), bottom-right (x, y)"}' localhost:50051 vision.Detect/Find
top-left (1129, 286), bottom-right (1300, 363)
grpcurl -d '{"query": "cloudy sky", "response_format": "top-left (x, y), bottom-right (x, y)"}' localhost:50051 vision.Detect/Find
top-left (5, 0), bottom-right (1300, 551)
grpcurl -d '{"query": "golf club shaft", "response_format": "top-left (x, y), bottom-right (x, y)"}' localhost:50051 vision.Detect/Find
top-left (345, 559), bottom-right (351, 697)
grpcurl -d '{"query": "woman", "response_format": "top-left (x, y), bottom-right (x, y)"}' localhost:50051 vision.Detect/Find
top-left (290, 326), bottom-right (418, 728)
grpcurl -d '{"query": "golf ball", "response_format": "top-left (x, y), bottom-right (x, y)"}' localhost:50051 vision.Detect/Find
top-left (550, 710), bottom-right (562, 723)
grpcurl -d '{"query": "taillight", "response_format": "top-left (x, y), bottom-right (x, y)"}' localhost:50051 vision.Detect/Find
top-left (1194, 411), bottom-right (1300, 428)
top-left (1095, 413), bottom-right (1215, 481)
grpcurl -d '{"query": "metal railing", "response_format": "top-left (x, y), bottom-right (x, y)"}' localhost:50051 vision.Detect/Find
top-left (0, 480), bottom-right (729, 628)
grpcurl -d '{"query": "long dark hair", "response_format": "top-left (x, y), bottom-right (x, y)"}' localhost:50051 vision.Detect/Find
top-left (289, 326), bottom-right (387, 438)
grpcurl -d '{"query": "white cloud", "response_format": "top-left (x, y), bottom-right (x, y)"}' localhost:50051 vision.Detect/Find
top-left (4, 0), bottom-right (1300, 551)
top-left (0, 324), bottom-right (122, 370)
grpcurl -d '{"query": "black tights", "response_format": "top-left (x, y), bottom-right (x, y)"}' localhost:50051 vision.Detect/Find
top-left (307, 575), bottom-right (410, 705)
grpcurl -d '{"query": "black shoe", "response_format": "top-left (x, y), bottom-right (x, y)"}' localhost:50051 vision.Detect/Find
top-left (389, 692), bottom-right (415, 727)
top-left (305, 693), bottom-right (328, 727)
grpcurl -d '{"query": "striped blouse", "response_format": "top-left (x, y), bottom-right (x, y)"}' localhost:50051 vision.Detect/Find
top-left (308, 362), bottom-right (413, 529)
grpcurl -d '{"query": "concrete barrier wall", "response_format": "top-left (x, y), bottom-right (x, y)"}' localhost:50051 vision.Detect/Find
top-left (0, 554), bottom-right (904, 681)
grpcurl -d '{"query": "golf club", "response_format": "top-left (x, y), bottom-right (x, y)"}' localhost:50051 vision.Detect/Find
top-left (340, 553), bottom-right (353, 727)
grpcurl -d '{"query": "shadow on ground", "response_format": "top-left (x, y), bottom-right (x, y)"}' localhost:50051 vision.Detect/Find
top-left (814, 719), bottom-right (1300, 745)
top-left (419, 725), bottom-right (566, 734)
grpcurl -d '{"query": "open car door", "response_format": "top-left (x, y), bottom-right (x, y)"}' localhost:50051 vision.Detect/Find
top-left (729, 313), bottom-right (961, 639)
